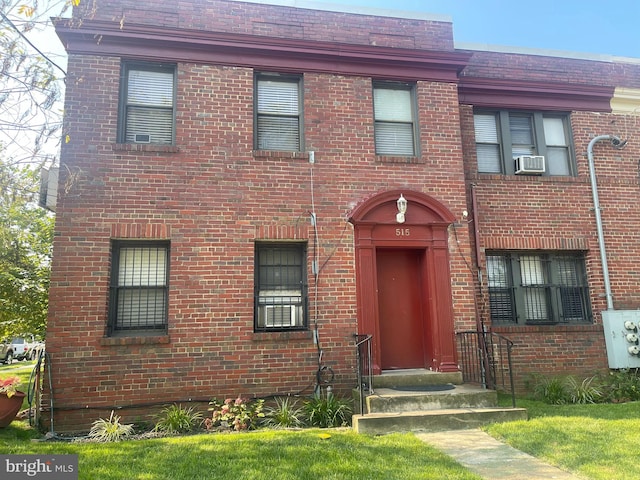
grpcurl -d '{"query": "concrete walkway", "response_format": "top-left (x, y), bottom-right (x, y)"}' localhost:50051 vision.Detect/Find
top-left (416, 429), bottom-right (583, 480)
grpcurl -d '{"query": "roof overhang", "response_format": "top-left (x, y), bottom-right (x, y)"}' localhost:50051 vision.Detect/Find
top-left (55, 19), bottom-right (471, 83)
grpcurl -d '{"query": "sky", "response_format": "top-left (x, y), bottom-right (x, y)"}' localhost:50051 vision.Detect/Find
top-left (284, 0), bottom-right (640, 59)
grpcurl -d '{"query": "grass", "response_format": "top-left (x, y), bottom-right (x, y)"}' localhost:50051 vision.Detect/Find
top-left (0, 428), bottom-right (483, 480)
top-left (488, 395), bottom-right (640, 480)
top-left (2, 361), bottom-right (639, 479)
top-left (0, 361), bottom-right (481, 480)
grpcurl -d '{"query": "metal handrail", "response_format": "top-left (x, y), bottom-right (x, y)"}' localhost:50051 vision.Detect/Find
top-left (456, 330), bottom-right (516, 408)
top-left (353, 334), bottom-right (373, 415)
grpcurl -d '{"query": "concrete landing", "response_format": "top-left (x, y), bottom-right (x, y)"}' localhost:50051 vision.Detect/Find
top-left (417, 429), bottom-right (583, 480)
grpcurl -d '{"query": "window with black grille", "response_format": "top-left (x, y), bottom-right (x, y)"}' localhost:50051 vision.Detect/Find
top-left (487, 251), bottom-right (591, 325)
top-left (109, 241), bottom-right (169, 335)
top-left (255, 242), bottom-right (307, 331)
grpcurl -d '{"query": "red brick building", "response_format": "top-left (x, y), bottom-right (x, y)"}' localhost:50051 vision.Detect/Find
top-left (46, 0), bottom-right (640, 431)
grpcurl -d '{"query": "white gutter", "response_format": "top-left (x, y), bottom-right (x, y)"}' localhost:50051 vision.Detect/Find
top-left (587, 134), bottom-right (627, 310)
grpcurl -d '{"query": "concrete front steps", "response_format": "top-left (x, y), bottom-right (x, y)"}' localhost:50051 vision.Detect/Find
top-left (352, 369), bottom-right (527, 434)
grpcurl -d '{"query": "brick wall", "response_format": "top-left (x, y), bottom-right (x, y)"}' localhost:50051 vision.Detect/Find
top-left (46, 0), bottom-right (640, 431)
top-left (77, 0), bottom-right (454, 50)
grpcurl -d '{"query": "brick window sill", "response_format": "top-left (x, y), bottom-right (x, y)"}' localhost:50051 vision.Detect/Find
top-left (492, 324), bottom-right (599, 334)
top-left (113, 143), bottom-right (180, 154)
top-left (253, 150), bottom-right (310, 160)
top-left (252, 330), bottom-right (313, 342)
top-left (101, 335), bottom-right (170, 346)
top-left (375, 155), bottom-right (425, 164)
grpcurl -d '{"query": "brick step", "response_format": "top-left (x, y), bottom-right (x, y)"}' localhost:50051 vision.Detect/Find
top-left (352, 407), bottom-right (528, 434)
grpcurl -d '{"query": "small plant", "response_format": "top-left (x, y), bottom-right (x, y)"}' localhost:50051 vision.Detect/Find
top-left (88, 411), bottom-right (134, 442)
top-left (601, 369), bottom-right (640, 402)
top-left (207, 396), bottom-right (265, 431)
top-left (154, 404), bottom-right (203, 434)
top-left (565, 376), bottom-right (603, 404)
top-left (531, 374), bottom-right (568, 405)
top-left (303, 390), bottom-right (352, 428)
top-left (262, 397), bottom-right (306, 429)
top-left (0, 376), bottom-right (21, 398)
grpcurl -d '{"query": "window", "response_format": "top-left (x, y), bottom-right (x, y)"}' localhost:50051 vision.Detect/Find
top-left (255, 74), bottom-right (303, 151)
top-left (373, 83), bottom-right (417, 156)
top-left (255, 243), bottom-right (307, 331)
top-left (474, 111), bottom-right (573, 175)
top-left (486, 252), bottom-right (591, 325)
top-left (109, 241), bottom-right (169, 334)
top-left (119, 62), bottom-right (176, 144)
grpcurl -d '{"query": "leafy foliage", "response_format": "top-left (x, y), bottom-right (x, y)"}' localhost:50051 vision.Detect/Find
top-left (530, 374), bottom-right (569, 404)
top-left (564, 376), bottom-right (602, 404)
top-left (598, 369), bottom-right (640, 402)
top-left (88, 411), bottom-right (134, 442)
top-left (207, 396), bottom-right (265, 431)
top-left (0, 163), bottom-right (53, 339)
top-left (262, 396), bottom-right (306, 429)
top-left (303, 390), bottom-right (352, 428)
top-left (0, 0), bottom-right (77, 165)
top-left (153, 404), bottom-right (203, 434)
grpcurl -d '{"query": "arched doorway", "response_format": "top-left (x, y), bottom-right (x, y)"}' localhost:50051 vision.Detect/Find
top-left (349, 189), bottom-right (458, 374)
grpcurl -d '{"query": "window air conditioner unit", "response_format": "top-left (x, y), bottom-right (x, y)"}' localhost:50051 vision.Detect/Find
top-left (515, 155), bottom-right (545, 174)
top-left (134, 133), bottom-right (151, 143)
top-left (38, 167), bottom-right (59, 212)
top-left (265, 305), bottom-right (297, 327)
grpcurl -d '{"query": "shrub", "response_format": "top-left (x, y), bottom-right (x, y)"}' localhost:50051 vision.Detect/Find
top-left (530, 375), bottom-right (568, 405)
top-left (262, 397), bottom-right (306, 429)
top-left (154, 404), bottom-right (203, 434)
top-left (207, 396), bottom-right (264, 431)
top-left (303, 390), bottom-right (352, 428)
top-left (600, 369), bottom-right (640, 402)
top-left (88, 411), bottom-right (134, 442)
top-left (564, 376), bottom-right (602, 404)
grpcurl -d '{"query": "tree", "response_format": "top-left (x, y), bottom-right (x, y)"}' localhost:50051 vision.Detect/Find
top-left (0, 0), bottom-right (73, 167)
top-left (0, 0), bottom-right (75, 339)
top-left (0, 161), bottom-right (54, 339)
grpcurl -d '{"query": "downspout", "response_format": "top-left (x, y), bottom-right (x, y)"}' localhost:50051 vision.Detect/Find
top-left (587, 135), bottom-right (627, 311)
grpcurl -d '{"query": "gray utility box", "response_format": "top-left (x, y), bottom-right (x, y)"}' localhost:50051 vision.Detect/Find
top-left (602, 310), bottom-right (640, 369)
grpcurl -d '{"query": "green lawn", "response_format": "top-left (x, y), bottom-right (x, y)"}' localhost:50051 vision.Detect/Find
top-left (2, 361), bottom-right (640, 480)
top-left (487, 397), bottom-right (640, 480)
top-left (0, 425), bottom-right (482, 480)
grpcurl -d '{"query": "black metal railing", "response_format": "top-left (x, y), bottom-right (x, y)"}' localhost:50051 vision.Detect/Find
top-left (354, 334), bottom-right (373, 415)
top-left (456, 330), bottom-right (516, 408)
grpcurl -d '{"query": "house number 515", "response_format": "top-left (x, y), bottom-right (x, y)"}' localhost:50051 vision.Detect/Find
top-left (395, 228), bottom-right (410, 236)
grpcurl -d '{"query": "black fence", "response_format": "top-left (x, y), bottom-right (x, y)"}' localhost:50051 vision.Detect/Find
top-left (354, 334), bottom-right (373, 415)
top-left (456, 330), bottom-right (516, 407)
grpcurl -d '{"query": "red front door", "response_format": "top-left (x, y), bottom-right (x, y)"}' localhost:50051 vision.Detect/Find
top-left (376, 249), bottom-right (426, 370)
